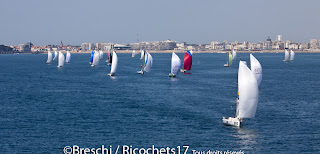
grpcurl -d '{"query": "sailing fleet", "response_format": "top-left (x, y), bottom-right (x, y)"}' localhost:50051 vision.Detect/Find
top-left (47, 50), bottom-right (70, 67)
top-left (45, 49), bottom-right (296, 127)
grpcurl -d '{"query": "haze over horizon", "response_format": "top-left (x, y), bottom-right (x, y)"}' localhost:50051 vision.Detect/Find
top-left (1, 0), bottom-right (319, 46)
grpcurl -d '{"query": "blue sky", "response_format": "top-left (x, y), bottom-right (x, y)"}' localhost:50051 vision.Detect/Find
top-left (0, 0), bottom-right (319, 45)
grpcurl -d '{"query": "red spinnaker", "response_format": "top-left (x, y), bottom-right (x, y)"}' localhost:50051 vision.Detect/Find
top-left (184, 52), bottom-right (192, 71)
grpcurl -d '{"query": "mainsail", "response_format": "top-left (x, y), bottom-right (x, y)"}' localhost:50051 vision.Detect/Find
top-left (232, 50), bottom-right (237, 62)
top-left (250, 54), bottom-right (262, 86)
top-left (106, 50), bottom-right (112, 64)
top-left (228, 52), bottom-right (232, 66)
top-left (284, 50), bottom-right (289, 61)
top-left (140, 50), bottom-right (145, 60)
top-left (99, 50), bottom-right (103, 60)
top-left (132, 50), bottom-right (136, 58)
top-left (53, 51), bottom-right (58, 60)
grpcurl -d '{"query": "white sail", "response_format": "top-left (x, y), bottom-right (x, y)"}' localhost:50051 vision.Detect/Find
top-left (232, 50), bottom-right (237, 61)
top-left (58, 51), bottom-right (65, 67)
top-left (140, 50), bottom-right (145, 60)
top-left (92, 51), bottom-right (100, 66)
top-left (46, 51), bottom-right (52, 64)
top-left (250, 54), bottom-right (262, 86)
top-left (171, 52), bottom-right (181, 76)
top-left (110, 51), bottom-right (118, 74)
top-left (236, 61), bottom-right (259, 118)
top-left (190, 50), bottom-right (193, 55)
top-left (53, 51), bottom-right (58, 60)
top-left (99, 50), bottom-right (103, 60)
top-left (132, 50), bottom-right (136, 57)
top-left (65, 51), bottom-right (71, 63)
top-left (284, 50), bottom-right (289, 61)
top-left (290, 50), bottom-right (295, 61)
top-left (143, 52), bottom-right (153, 72)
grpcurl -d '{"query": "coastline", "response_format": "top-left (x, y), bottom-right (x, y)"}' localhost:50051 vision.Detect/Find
top-left (62, 50), bottom-right (320, 54)
top-left (4, 50), bottom-right (320, 54)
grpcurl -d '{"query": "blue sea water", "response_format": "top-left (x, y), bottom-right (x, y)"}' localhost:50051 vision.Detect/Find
top-left (0, 53), bottom-right (319, 153)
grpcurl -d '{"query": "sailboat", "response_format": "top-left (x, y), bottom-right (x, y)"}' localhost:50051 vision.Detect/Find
top-left (108, 51), bottom-right (118, 76)
top-left (224, 52), bottom-right (232, 67)
top-left (65, 51), bottom-right (71, 63)
top-left (138, 51), bottom-right (153, 74)
top-left (99, 50), bottom-right (104, 60)
top-left (250, 54), bottom-right (262, 86)
top-left (132, 50), bottom-right (136, 58)
top-left (231, 49), bottom-right (237, 62)
top-left (180, 50), bottom-right (192, 73)
top-left (91, 51), bottom-right (100, 67)
top-left (283, 49), bottom-right (289, 62)
top-left (223, 61), bottom-right (259, 127)
top-left (57, 51), bottom-right (65, 67)
top-left (137, 50), bottom-right (146, 73)
top-left (53, 51), bottom-right (58, 60)
top-left (169, 52), bottom-right (181, 77)
top-left (89, 51), bottom-right (94, 64)
top-left (46, 51), bottom-right (53, 64)
top-left (290, 50), bottom-right (295, 61)
top-left (137, 51), bottom-right (145, 74)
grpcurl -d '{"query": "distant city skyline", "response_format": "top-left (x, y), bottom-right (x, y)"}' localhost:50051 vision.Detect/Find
top-left (1, 0), bottom-right (319, 46)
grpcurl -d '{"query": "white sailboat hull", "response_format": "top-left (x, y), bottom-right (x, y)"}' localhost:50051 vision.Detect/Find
top-left (222, 117), bottom-right (241, 127)
top-left (137, 70), bottom-right (144, 74)
top-left (180, 69), bottom-right (186, 73)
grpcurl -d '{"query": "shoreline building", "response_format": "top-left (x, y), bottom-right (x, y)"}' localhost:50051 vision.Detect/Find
top-left (81, 43), bottom-right (95, 51)
top-left (277, 35), bottom-right (282, 42)
top-left (130, 40), bottom-right (177, 50)
top-left (266, 37), bottom-right (272, 50)
top-left (310, 39), bottom-right (320, 50)
top-left (19, 42), bottom-right (32, 53)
